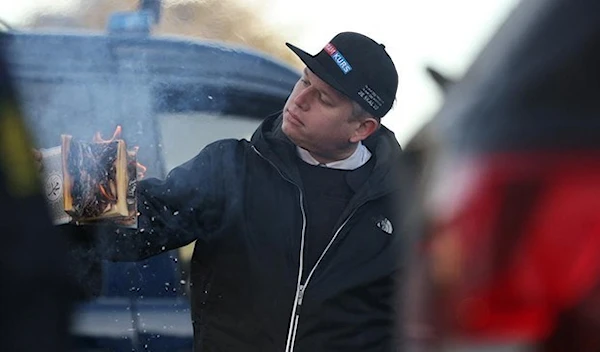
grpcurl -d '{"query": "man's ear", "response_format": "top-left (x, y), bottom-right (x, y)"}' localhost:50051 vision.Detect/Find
top-left (350, 117), bottom-right (379, 143)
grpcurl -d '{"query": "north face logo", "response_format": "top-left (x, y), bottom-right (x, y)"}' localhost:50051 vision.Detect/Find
top-left (375, 217), bottom-right (393, 235)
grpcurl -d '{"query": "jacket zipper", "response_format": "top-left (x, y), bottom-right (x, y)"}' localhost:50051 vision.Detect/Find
top-left (251, 146), bottom-right (358, 352)
top-left (285, 210), bottom-right (357, 352)
top-left (251, 147), bottom-right (307, 352)
top-left (284, 191), bottom-right (307, 352)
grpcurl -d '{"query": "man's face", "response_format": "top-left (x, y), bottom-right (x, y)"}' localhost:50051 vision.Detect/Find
top-left (282, 68), bottom-right (364, 162)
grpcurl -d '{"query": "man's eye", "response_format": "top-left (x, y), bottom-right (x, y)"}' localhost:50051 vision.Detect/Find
top-left (320, 96), bottom-right (333, 106)
top-left (300, 79), bottom-right (309, 86)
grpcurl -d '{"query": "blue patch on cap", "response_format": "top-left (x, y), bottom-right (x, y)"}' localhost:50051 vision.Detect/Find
top-left (324, 43), bottom-right (352, 74)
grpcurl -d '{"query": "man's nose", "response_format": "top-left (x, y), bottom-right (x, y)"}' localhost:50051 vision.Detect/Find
top-left (294, 87), bottom-right (313, 111)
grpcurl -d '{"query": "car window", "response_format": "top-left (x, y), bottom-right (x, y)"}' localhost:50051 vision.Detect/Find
top-left (158, 112), bottom-right (262, 173)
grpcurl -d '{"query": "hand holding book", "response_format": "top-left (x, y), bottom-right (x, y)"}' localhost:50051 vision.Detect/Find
top-left (39, 126), bottom-right (144, 228)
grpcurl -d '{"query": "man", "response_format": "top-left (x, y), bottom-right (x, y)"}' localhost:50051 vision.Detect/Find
top-left (97, 31), bottom-right (405, 351)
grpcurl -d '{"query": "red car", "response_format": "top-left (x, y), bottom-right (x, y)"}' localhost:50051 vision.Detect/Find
top-left (402, 1), bottom-right (600, 351)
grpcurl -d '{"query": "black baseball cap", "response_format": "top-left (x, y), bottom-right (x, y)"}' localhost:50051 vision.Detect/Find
top-left (286, 32), bottom-right (399, 118)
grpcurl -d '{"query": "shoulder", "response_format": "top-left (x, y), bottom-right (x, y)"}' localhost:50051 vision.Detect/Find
top-left (203, 138), bottom-right (254, 155)
top-left (194, 138), bottom-right (260, 173)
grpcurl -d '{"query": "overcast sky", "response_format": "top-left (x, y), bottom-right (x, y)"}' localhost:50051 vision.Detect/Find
top-left (0, 0), bottom-right (521, 144)
top-left (257, 0), bottom-right (522, 144)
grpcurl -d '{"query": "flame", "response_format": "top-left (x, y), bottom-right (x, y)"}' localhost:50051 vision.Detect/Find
top-left (93, 125), bottom-right (122, 143)
top-left (99, 184), bottom-right (116, 201)
top-left (92, 126), bottom-right (148, 179)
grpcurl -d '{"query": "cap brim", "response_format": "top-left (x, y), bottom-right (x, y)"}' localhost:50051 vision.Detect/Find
top-left (285, 42), bottom-right (351, 99)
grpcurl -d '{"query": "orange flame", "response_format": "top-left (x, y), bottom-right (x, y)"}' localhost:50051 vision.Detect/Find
top-left (93, 125), bottom-right (122, 143)
top-left (99, 184), bottom-right (116, 201)
top-left (92, 126), bottom-right (148, 179)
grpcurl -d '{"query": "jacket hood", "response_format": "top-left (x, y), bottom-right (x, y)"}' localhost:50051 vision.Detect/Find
top-left (251, 112), bottom-right (404, 197)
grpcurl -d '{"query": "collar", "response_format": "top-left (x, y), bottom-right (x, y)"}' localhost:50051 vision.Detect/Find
top-left (296, 142), bottom-right (372, 170)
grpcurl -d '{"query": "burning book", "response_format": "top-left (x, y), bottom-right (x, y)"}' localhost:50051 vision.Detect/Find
top-left (41, 126), bottom-right (141, 228)
top-left (62, 134), bottom-right (129, 220)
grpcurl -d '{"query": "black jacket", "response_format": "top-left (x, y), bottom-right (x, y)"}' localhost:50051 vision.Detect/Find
top-left (104, 113), bottom-right (406, 351)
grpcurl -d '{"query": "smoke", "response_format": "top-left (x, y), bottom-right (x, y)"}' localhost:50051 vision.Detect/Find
top-left (10, 0), bottom-right (301, 177)
top-left (3, 1), bottom-right (301, 333)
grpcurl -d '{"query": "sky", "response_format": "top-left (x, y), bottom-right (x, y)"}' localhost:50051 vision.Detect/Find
top-left (0, 0), bottom-right (521, 145)
top-left (253, 0), bottom-right (522, 144)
